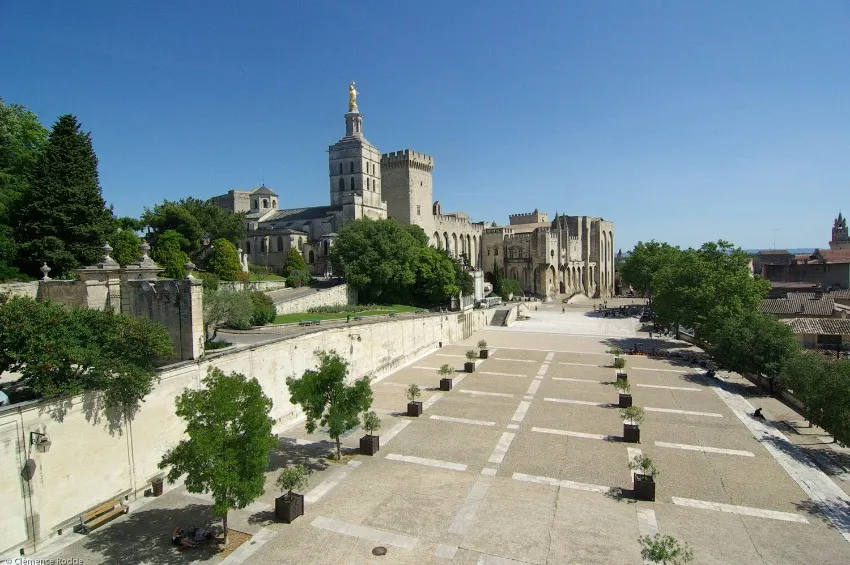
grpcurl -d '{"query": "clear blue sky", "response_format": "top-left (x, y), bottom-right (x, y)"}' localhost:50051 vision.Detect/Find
top-left (3, 1), bottom-right (849, 252)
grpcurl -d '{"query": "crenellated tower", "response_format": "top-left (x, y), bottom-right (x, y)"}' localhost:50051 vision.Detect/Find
top-left (381, 149), bottom-right (435, 235)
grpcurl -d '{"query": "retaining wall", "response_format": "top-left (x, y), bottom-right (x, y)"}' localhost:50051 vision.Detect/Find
top-left (274, 284), bottom-right (357, 315)
top-left (0, 309), bottom-right (491, 555)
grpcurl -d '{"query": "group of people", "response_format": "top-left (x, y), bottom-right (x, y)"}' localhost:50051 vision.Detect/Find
top-left (171, 526), bottom-right (216, 550)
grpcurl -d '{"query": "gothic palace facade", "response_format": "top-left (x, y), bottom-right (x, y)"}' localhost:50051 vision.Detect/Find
top-left (212, 84), bottom-right (615, 300)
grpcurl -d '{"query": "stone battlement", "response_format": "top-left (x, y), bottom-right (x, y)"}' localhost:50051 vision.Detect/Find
top-left (508, 209), bottom-right (548, 225)
top-left (381, 149), bottom-right (434, 171)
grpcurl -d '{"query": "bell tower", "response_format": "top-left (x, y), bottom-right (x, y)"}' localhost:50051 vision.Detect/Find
top-left (830, 212), bottom-right (850, 250)
top-left (328, 82), bottom-right (386, 221)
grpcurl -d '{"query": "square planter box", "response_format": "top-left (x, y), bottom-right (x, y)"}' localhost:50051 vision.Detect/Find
top-left (465, 361), bottom-right (475, 373)
top-left (618, 393), bottom-right (632, 408)
top-left (616, 372), bottom-right (628, 383)
top-left (151, 478), bottom-right (164, 497)
top-left (275, 493), bottom-right (304, 523)
top-left (360, 434), bottom-right (379, 456)
top-left (407, 401), bottom-right (423, 417)
top-left (633, 474), bottom-right (656, 501)
top-left (480, 349), bottom-right (489, 359)
top-left (623, 423), bottom-right (640, 443)
top-left (440, 377), bottom-right (453, 391)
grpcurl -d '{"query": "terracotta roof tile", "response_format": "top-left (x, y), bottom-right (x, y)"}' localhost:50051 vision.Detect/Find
top-left (781, 317), bottom-right (850, 335)
top-left (814, 249), bottom-right (850, 263)
top-left (760, 297), bottom-right (835, 316)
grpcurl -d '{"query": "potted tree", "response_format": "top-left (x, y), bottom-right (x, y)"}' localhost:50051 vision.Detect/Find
top-left (639, 533), bottom-right (693, 564)
top-left (275, 464), bottom-right (312, 523)
top-left (614, 379), bottom-right (632, 408)
top-left (437, 364), bottom-right (455, 391)
top-left (478, 340), bottom-right (489, 359)
top-left (621, 405), bottom-right (644, 443)
top-left (616, 371), bottom-right (628, 384)
top-left (629, 454), bottom-right (659, 501)
top-left (407, 384), bottom-right (422, 417)
top-left (465, 350), bottom-right (477, 373)
top-left (360, 411), bottom-right (381, 455)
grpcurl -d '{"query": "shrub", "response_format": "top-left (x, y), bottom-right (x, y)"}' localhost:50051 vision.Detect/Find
top-left (613, 356), bottom-right (626, 369)
top-left (406, 383), bottom-right (421, 402)
top-left (621, 406), bottom-right (645, 425)
top-left (639, 534), bottom-right (692, 564)
top-left (629, 454), bottom-right (659, 478)
top-left (250, 291), bottom-right (277, 326)
top-left (608, 346), bottom-right (623, 356)
top-left (437, 364), bottom-right (455, 377)
top-left (286, 269), bottom-right (311, 288)
top-left (466, 350), bottom-right (478, 361)
top-left (614, 379), bottom-right (631, 393)
top-left (362, 411), bottom-right (381, 436)
top-left (477, 340), bottom-right (488, 348)
top-left (276, 465), bottom-right (312, 498)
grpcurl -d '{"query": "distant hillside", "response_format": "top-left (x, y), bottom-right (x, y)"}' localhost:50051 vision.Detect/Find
top-left (744, 248), bottom-right (816, 255)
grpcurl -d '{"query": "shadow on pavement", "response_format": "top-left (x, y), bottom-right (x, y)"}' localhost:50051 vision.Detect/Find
top-left (270, 438), bottom-right (333, 473)
top-left (79, 503), bottom-right (219, 565)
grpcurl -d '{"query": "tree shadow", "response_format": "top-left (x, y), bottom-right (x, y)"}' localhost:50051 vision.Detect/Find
top-left (269, 438), bottom-right (332, 473)
top-left (602, 487), bottom-right (634, 503)
top-left (246, 508), bottom-right (277, 526)
top-left (793, 498), bottom-right (850, 532)
top-left (78, 503), bottom-right (223, 565)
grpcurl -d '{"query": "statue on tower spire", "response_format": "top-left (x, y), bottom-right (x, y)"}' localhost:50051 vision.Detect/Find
top-left (348, 81), bottom-right (359, 112)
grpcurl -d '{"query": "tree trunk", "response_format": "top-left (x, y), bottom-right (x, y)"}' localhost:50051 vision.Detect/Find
top-left (222, 511), bottom-right (229, 545)
top-left (335, 436), bottom-right (341, 460)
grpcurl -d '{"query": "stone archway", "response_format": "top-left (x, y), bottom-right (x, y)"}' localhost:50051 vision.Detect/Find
top-left (444, 232), bottom-right (450, 252)
top-left (452, 233), bottom-right (458, 257)
top-left (433, 231), bottom-right (441, 249)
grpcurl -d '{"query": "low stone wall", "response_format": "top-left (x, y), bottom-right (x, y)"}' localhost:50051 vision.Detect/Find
top-left (218, 280), bottom-right (288, 293)
top-left (0, 281), bottom-right (39, 299)
top-left (504, 305), bottom-right (519, 326)
top-left (0, 309), bottom-right (491, 555)
top-left (274, 284), bottom-right (357, 315)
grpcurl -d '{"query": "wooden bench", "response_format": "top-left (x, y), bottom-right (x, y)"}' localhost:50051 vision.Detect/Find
top-left (77, 499), bottom-right (127, 534)
top-left (388, 312), bottom-right (397, 317)
top-left (311, 319), bottom-right (322, 325)
top-left (354, 316), bottom-right (364, 321)
top-left (299, 320), bottom-right (321, 326)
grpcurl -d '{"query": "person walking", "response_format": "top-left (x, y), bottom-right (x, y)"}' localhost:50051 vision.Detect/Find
top-left (649, 330), bottom-right (653, 339)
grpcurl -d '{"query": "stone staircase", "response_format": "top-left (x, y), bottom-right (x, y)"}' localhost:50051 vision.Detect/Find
top-left (489, 309), bottom-right (510, 327)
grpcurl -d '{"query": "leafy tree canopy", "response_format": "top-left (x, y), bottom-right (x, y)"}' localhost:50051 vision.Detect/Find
top-left (617, 241), bottom-right (681, 300)
top-left (142, 203), bottom-right (202, 253)
top-left (0, 296), bottom-right (172, 417)
top-left (111, 228), bottom-right (141, 266)
top-left (281, 247), bottom-right (308, 277)
top-left (780, 353), bottom-right (850, 445)
top-left (159, 367), bottom-right (276, 544)
top-left (142, 197), bottom-right (245, 255)
top-left (151, 229), bottom-right (189, 278)
top-left (203, 287), bottom-right (254, 339)
top-left (0, 98), bottom-right (49, 219)
top-left (707, 311), bottom-right (799, 378)
top-left (208, 238), bottom-right (241, 281)
top-left (286, 350), bottom-right (373, 459)
top-left (15, 115), bottom-right (115, 278)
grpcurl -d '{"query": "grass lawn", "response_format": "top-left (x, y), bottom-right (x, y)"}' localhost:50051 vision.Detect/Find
top-left (249, 274), bottom-right (287, 281)
top-left (274, 304), bottom-right (419, 325)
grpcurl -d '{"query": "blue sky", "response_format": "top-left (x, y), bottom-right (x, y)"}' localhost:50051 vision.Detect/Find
top-left (2, 1), bottom-right (848, 252)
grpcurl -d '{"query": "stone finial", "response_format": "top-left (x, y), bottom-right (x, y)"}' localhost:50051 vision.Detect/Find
top-left (184, 261), bottom-right (195, 279)
top-left (102, 242), bottom-right (113, 260)
top-left (140, 241), bottom-right (151, 259)
top-left (40, 262), bottom-right (52, 281)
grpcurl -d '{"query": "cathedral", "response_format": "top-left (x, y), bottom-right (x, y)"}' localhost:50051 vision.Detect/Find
top-left (212, 83), bottom-right (482, 276)
top-left (212, 84), bottom-right (614, 300)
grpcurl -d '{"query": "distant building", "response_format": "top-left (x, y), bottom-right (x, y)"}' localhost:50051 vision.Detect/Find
top-left (758, 214), bottom-right (850, 291)
top-left (480, 209), bottom-right (615, 300)
top-left (212, 86), bottom-right (483, 276)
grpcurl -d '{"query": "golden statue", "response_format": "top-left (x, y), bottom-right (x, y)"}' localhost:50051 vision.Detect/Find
top-left (348, 81), bottom-right (358, 111)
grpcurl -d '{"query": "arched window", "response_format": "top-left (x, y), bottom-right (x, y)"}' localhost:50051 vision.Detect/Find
top-left (246, 241), bottom-right (251, 254)
top-left (338, 178), bottom-right (344, 191)
top-left (308, 250), bottom-right (315, 264)
top-left (349, 161), bottom-right (354, 174)
top-left (350, 177), bottom-right (355, 190)
top-left (494, 247), bottom-right (499, 256)
top-left (277, 236), bottom-right (284, 251)
top-left (338, 163), bottom-right (343, 175)
top-left (260, 239), bottom-right (267, 252)
top-left (366, 178), bottom-right (370, 190)
top-left (253, 200), bottom-right (258, 209)
top-left (262, 199), bottom-right (268, 209)
top-left (272, 199), bottom-right (276, 208)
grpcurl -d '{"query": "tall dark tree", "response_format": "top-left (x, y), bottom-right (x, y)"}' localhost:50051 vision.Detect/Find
top-left (0, 99), bottom-right (49, 280)
top-left (16, 115), bottom-right (114, 277)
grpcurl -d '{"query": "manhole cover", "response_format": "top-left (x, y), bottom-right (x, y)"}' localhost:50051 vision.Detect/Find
top-left (372, 546), bottom-right (387, 556)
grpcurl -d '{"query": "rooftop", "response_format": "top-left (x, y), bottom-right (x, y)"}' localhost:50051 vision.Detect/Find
top-left (759, 296), bottom-right (835, 316)
top-left (781, 317), bottom-right (850, 335)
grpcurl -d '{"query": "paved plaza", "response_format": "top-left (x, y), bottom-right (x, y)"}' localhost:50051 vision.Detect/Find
top-left (25, 300), bottom-right (850, 564)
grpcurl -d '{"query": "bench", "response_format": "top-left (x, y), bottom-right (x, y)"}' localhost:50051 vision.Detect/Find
top-left (77, 499), bottom-right (127, 534)
top-left (388, 312), bottom-right (397, 317)
top-left (415, 309), bottom-right (426, 314)
top-left (298, 320), bottom-right (314, 326)
top-left (354, 316), bottom-right (364, 321)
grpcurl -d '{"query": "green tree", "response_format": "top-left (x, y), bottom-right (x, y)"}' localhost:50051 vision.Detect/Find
top-left (707, 311), bottom-right (799, 389)
top-left (617, 241), bottom-right (681, 302)
top-left (281, 247), bottom-right (308, 277)
top-left (639, 534), bottom-right (694, 564)
top-left (0, 296), bottom-right (172, 416)
top-left (330, 218), bottom-right (421, 303)
top-left (142, 202), bottom-right (203, 252)
top-left (781, 353), bottom-right (850, 444)
top-left (0, 99), bottom-right (49, 280)
top-left (203, 287), bottom-right (254, 339)
top-left (159, 367), bottom-right (276, 544)
top-left (176, 196), bottom-right (246, 245)
top-left (16, 115), bottom-right (115, 278)
top-left (497, 278), bottom-right (522, 300)
top-left (208, 238), bottom-right (241, 281)
top-left (151, 229), bottom-right (189, 278)
top-left (415, 246), bottom-right (460, 306)
top-left (111, 228), bottom-right (142, 266)
top-left (250, 291), bottom-right (277, 326)
top-left (286, 350), bottom-right (374, 460)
